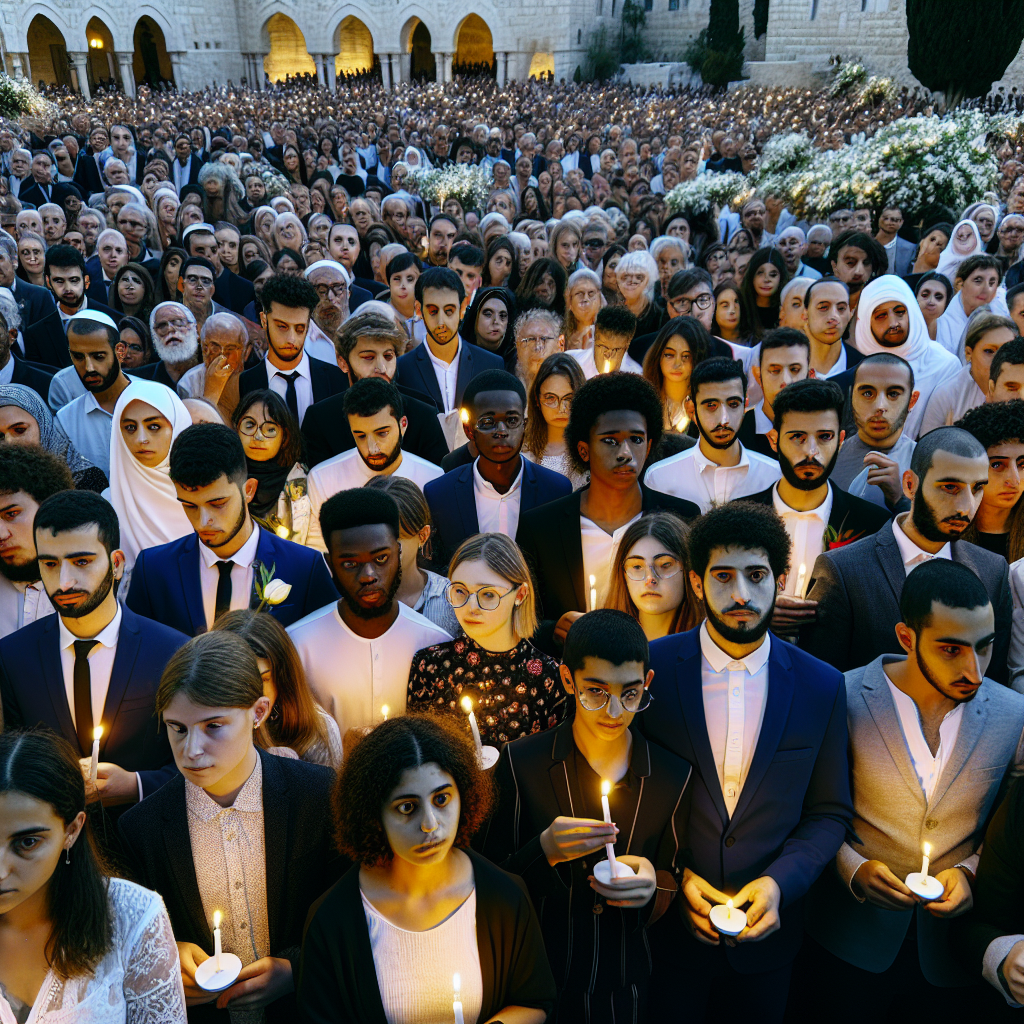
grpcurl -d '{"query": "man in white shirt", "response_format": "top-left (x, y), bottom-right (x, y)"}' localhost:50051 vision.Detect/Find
top-left (645, 356), bottom-right (781, 513)
top-left (740, 328), bottom-right (811, 459)
top-left (803, 278), bottom-right (855, 379)
top-left (288, 488), bottom-right (450, 745)
top-left (307, 378), bottom-right (442, 551)
top-left (568, 305), bottom-right (643, 379)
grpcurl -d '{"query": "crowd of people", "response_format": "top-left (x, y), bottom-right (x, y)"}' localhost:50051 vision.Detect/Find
top-left (4, 70), bottom-right (1024, 1024)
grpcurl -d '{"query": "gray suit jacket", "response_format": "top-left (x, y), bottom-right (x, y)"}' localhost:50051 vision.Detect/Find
top-left (804, 655), bottom-right (1024, 983)
top-left (890, 236), bottom-right (917, 278)
top-left (800, 522), bottom-right (1013, 684)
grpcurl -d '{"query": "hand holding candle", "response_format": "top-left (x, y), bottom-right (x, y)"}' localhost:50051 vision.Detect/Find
top-left (905, 841), bottom-right (944, 900)
top-left (709, 898), bottom-right (747, 936)
top-left (194, 909), bottom-right (241, 992)
top-left (89, 726), bottom-right (102, 785)
top-left (600, 780), bottom-right (617, 873)
top-left (795, 562), bottom-right (807, 599)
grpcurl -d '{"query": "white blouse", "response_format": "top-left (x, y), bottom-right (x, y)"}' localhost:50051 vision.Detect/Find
top-left (362, 888), bottom-right (483, 1024)
top-left (0, 878), bottom-right (185, 1024)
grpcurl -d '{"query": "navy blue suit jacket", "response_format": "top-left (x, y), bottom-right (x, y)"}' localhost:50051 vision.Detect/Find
top-left (643, 626), bottom-right (852, 972)
top-left (395, 341), bottom-right (504, 410)
top-left (125, 527), bottom-right (339, 636)
top-left (83, 255), bottom-right (109, 305)
top-left (0, 607), bottom-right (187, 798)
top-left (11, 276), bottom-right (56, 330)
top-left (424, 456), bottom-right (572, 568)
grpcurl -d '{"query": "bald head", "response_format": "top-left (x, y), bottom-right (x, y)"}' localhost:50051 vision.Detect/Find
top-left (200, 312), bottom-right (249, 374)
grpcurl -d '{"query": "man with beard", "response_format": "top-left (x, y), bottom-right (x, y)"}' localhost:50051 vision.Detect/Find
top-left (425, 214), bottom-right (458, 268)
top-left (641, 501), bottom-right (852, 1022)
top-left (175, 313), bottom-right (252, 422)
top-left (646, 357), bottom-right (781, 513)
top-left (303, 259), bottom-right (352, 363)
top-left (55, 311), bottom-right (132, 476)
top-left (0, 489), bottom-right (187, 815)
top-left (238, 273), bottom-right (347, 427)
top-left (132, 300), bottom-right (201, 388)
top-left (745, 379), bottom-right (892, 637)
top-left (0, 446), bottom-right (70, 639)
top-left (24, 245), bottom-right (119, 369)
top-left (795, 560), bottom-right (1024, 1022)
top-left (287, 486), bottom-right (450, 744)
top-left (802, 426), bottom-right (1012, 683)
top-left (739, 328), bottom-right (811, 459)
top-left (126, 424), bottom-right (337, 635)
top-left (306, 379), bottom-right (443, 552)
top-left (424, 369), bottom-right (571, 569)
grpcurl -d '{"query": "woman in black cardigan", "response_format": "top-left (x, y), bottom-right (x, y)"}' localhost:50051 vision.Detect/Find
top-left (299, 715), bottom-right (556, 1024)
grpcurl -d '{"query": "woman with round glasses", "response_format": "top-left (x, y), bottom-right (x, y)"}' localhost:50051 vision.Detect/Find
top-left (407, 533), bottom-right (562, 746)
top-left (523, 352), bottom-right (589, 488)
top-left (606, 514), bottom-right (703, 641)
top-left (233, 389), bottom-right (311, 544)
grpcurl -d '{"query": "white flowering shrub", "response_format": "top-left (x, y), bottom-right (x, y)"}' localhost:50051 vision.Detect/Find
top-left (829, 60), bottom-right (867, 98)
top-left (665, 171), bottom-right (749, 215)
top-left (409, 164), bottom-right (492, 209)
top-left (0, 75), bottom-right (55, 120)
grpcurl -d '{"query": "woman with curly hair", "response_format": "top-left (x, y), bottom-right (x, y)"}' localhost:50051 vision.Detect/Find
top-left (298, 713), bottom-right (556, 1024)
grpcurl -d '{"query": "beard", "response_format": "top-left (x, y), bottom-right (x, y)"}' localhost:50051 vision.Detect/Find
top-left (81, 353), bottom-right (122, 393)
top-left (314, 302), bottom-right (346, 336)
top-left (50, 561), bottom-right (115, 618)
top-left (778, 444), bottom-right (840, 492)
top-left (695, 414), bottom-right (737, 451)
top-left (340, 562), bottom-right (402, 620)
top-left (911, 488), bottom-right (972, 544)
top-left (209, 500), bottom-right (249, 552)
top-left (916, 645), bottom-right (980, 704)
top-left (871, 326), bottom-right (908, 349)
top-left (359, 441), bottom-right (403, 474)
top-left (704, 592), bottom-right (775, 645)
top-left (153, 328), bottom-right (199, 365)
top-left (0, 556), bottom-right (40, 583)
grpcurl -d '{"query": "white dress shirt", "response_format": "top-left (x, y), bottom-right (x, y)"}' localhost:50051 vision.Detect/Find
top-left (288, 602), bottom-right (451, 733)
top-left (473, 457), bottom-right (523, 537)
top-left (818, 343), bottom-right (848, 379)
top-left (198, 522), bottom-right (262, 631)
top-left (699, 622), bottom-right (771, 817)
top-left (172, 156), bottom-right (194, 193)
top-left (266, 350), bottom-right (314, 424)
top-left (581, 512), bottom-right (641, 610)
top-left (55, 391), bottom-right (115, 476)
top-left (0, 576), bottom-right (54, 640)
top-left (567, 346), bottom-right (643, 380)
top-left (305, 321), bottom-right (337, 365)
top-left (60, 603), bottom-right (122, 732)
top-left (892, 514), bottom-right (951, 574)
top-left (772, 483), bottom-right (833, 597)
top-left (425, 341), bottom-right (461, 413)
top-left (644, 443), bottom-right (782, 513)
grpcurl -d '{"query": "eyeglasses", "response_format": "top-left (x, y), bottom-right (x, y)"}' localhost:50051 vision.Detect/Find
top-left (446, 582), bottom-right (517, 610)
top-left (576, 685), bottom-right (653, 714)
top-left (314, 283), bottom-right (348, 299)
top-left (238, 417), bottom-right (280, 439)
top-left (184, 275), bottom-right (214, 289)
top-left (474, 413), bottom-right (522, 432)
top-left (153, 317), bottom-right (193, 334)
top-left (669, 293), bottom-right (714, 315)
top-left (519, 336), bottom-right (557, 351)
top-left (624, 556), bottom-right (682, 581)
top-left (540, 392), bottom-right (572, 411)
top-left (583, 238), bottom-right (606, 249)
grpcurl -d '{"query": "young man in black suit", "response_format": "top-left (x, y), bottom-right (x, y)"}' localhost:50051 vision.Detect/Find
top-left (183, 222), bottom-right (256, 316)
top-left (518, 372), bottom-right (700, 653)
top-left (739, 328), bottom-right (810, 460)
top-left (237, 273), bottom-right (346, 427)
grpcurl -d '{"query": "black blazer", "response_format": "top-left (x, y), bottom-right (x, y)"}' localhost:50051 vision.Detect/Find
top-left (442, 443), bottom-right (476, 473)
top-left (298, 849), bottom-right (557, 1024)
top-left (737, 408), bottom-right (777, 460)
top-left (119, 749), bottom-right (343, 1024)
top-left (744, 481), bottom-right (893, 544)
top-left (83, 255), bottom-right (110, 305)
top-left (73, 150), bottom-right (104, 197)
top-left (395, 340), bottom-right (504, 410)
top-left (517, 484), bottom-right (702, 653)
top-left (801, 526), bottom-right (1013, 683)
top-left (301, 383), bottom-right (448, 468)
top-left (130, 360), bottom-right (186, 389)
top-left (7, 356), bottom-right (53, 402)
top-left (19, 180), bottom-right (79, 211)
top-left (23, 300), bottom-right (121, 368)
top-left (214, 266), bottom-right (256, 316)
top-left (0, 607), bottom-right (188, 797)
top-left (238, 356), bottom-right (348, 425)
top-left (10, 276), bottom-right (56, 330)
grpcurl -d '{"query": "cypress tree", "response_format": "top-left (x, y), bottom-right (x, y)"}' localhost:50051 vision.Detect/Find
top-left (708, 0), bottom-right (741, 53)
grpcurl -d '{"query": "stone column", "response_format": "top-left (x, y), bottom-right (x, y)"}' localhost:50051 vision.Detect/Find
top-left (116, 52), bottom-right (136, 97)
top-left (10, 52), bottom-right (24, 80)
top-left (379, 53), bottom-right (392, 91)
top-left (168, 51), bottom-right (185, 91)
top-left (496, 51), bottom-right (507, 86)
top-left (325, 56), bottom-right (336, 91)
top-left (69, 52), bottom-right (91, 100)
top-left (434, 51), bottom-right (444, 82)
top-left (313, 53), bottom-right (326, 87)
top-left (444, 52), bottom-right (454, 83)
top-left (398, 52), bottom-right (410, 84)
top-left (253, 53), bottom-right (267, 90)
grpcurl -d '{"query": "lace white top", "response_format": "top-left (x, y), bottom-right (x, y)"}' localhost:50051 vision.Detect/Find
top-left (0, 878), bottom-right (186, 1024)
top-left (362, 888), bottom-right (482, 1024)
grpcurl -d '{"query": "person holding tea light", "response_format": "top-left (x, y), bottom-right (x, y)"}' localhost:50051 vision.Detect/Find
top-left (480, 610), bottom-right (690, 1024)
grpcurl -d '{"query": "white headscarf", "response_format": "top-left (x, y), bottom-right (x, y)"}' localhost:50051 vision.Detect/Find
top-left (108, 380), bottom-right (193, 568)
top-left (853, 276), bottom-right (960, 438)
top-left (935, 219), bottom-right (984, 281)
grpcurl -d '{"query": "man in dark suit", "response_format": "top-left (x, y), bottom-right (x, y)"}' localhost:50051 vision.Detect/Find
top-left (0, 234), bottom-right (55, 330)
top-left (237, 274), bottom-right (346, 427)
top-left (643, 501), bottom-right (853, 1021)
top-left (0, 491), bottom-right (188, 811)
top-left (126, 423), bottom-right (337, 635)
top-left (182, 222), bottom-right (256, 315)
top-left (19, 151), bottom-right (79, 210)
top-left (0, 299), bottom-right (52, 401)
top-left (394, 266), bottom-right (504, 413)
top-left (169, 133), bottom-right (203, 193)
top-left (23, 244), bottom-right (120, 368)
top-left (518, 373), bottom-right (700, 653)
top-left (875, 206), bottom-right (916, 277)
top-left (83, 229), bottom-right (129, 306)
top-left (301, 308), bottom-right (448, 467)
top-left (802, 426), bottom-right (1013, 682)
top-left (425, 370), bottom-right (571, 567)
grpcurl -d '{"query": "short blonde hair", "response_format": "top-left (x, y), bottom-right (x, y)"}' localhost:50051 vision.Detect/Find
top-left (449, 533), bottom-right (538, 639)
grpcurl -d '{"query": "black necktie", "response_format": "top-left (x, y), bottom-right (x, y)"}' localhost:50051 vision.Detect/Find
top-left (73, 639), bottom-right (99, 755)
top-left (281, 371), bottom-right (300, 421)
top-left (214, 561), bottom-right (235, 624)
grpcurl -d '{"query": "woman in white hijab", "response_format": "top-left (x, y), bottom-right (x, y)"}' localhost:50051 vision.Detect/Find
top-left (853, 275), bottom-right (960, 439)
top-left (108, 380), bottom-right (193, 573)
top-left (935, 219), bottom-right (984, 282)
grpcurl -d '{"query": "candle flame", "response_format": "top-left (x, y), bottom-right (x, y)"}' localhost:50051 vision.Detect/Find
top-left (213, 910), bottom-right (221, 928)
top-left (601, 779), bottom-right (611, 796)
top-left (381, 705), bottom-right (389, 720)
top-left (923, 842), bottom-right (931, 857)
top-left (589, 574), bottom-right (596, 587)
top-left (453, 972), bottom-right (461, 994)
top-left (460, 407), bottom-right (469, 423)
top-left (461, 695), bottom-right (474, 714)
top-left (798, 563), bottom-right (806, 577)
top-left (93, 725), bottom-right (103, 741)
top-left (603, 360), bottom-right (612, 374)
top-left (726, 899), bottom-right (734, 910)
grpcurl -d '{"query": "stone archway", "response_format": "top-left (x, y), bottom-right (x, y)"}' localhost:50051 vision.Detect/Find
top-left (454, 14), bottom-right (493, 74)
top-left (263, 12), bottom-right (316, 83)
top-left (85, 17), bottom-right (118, 90)
top-left (528, 52), bottom-right (554, 80)
top-left (335, 16), bottom-right (373, 77)
top-left (26, 14), bottom-right (70, 89)
top-left (409, 20), bottom-right (433, 82)
top-left (133, 16), bottom-right (173, 87)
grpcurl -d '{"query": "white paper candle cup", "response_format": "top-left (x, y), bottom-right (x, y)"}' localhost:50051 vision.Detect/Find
top-left (709, 902), bottom-right (747, 936)
top-left (480, 745), bottom-right (500, 770)
top-left (905, 871), bottom-right (944, 901)
top-left (593, 858), bottom-right (636, 885)
top-left (195, 953), bottom-right (242, 992)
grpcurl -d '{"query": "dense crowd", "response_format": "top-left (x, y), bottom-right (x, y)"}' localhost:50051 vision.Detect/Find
top-left (4, 71), bottom-right (1024, 1024)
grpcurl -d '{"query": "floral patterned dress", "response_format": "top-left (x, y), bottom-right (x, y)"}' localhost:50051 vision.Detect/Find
top-left (407, 637), bottom-right (564, 746)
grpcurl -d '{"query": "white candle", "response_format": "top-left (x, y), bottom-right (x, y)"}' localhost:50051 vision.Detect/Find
top-left (709, 898), bottom-right (747, 936)
top-left (600, 780), bottom-right (617, 872)
top-left (381, 704), bottom-right (389, 721)
top-left (795, 563), bottom-right (807, 599)
top-left (453, 972), bottom-right (465, 1024)
top-left (89, 726), bottom-right (102, 785)
top-left (589, 574), bottom-right (597, 611)
top-left (921, 841), bottom-right (931, 879)
top-left (461, 696), bottom-right (483, 760)
top-left (213, 911), bottom-right (222, 972)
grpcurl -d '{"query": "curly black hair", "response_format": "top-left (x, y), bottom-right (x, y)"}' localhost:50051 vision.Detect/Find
top-left (0, 444), bottom-right (73, 503)
top-left (955, 398), bottom-right (1024, 449)
top-left (331, 714), bottom-right (494, 866)
top-left (343, 377), bottom-right (404, 421)
top-left (258, 272), bottom-right (319, 314)
top-left (687, 501), bottom-right (792, 581)
top-left (564, 372), bottom-right (664, 475)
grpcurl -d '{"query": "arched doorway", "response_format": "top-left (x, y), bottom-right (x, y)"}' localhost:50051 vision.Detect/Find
top-left (263, 13), bottom-right (315, 83)
top-left (26, 14), bottom-right (70, 89)
top-left (133, 17), bottom-right (173, 88)
top-left (85, 18), bottom-right (119, 91)
top-left (528, 52), bottom-right (554, 80)
top-left (454, 14), bottom-right (494, 74)
top-left (335, 16), bottom-right (373, 77)
top-left (409, 21), bottom-right (433, 82)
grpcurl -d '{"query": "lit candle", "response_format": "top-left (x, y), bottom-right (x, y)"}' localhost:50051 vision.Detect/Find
top-left (213, 911), bottom-right (223, 972)
top-left (795, 563), bottom-right (807, 599)
top-left (460, 407), bottom-right (469, 424)
top-left (381, 704), bottom-right (390, 721)
top-left (921, 841), bottom-right (931, 879)
top-left (600, 780), bottom-right (618, 872)
top-left (452, 972), bottom-right (464, 1024)
top-left (461, 695), bottom-right (483, 760)
top-left (89, 726), bottom-right (102, 785)
top-left (589, 574), bottom-right (597, 611)
top-left (603, 359), bottom-right (612, 374)
top-left (709, 897), bottom-right (747, 936)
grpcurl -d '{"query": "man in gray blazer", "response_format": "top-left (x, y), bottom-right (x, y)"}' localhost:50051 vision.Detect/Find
top-left (801, 426), bottom-right (1013, 683)
top-left (794, 561), bottom-right (1024, 1020)
top-left (876, 205), bottom-right (917, 278)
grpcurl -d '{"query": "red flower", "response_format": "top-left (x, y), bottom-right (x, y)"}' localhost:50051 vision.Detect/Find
top-left (526, 658), bottom-right (543, 675)
top-left (466, 651), bottom-right (480, 666)
top-left (827, 533), bottom-right (864, 549)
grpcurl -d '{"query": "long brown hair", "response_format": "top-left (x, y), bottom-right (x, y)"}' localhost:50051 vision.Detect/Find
top-left (524, 352), bottom-right (586, 457)
top-left (641, 316), bottom-right (711, 399)
top-left (606, 513), bottom-right (703, 634)
top-left (212, 611), bottom-right (332, 760)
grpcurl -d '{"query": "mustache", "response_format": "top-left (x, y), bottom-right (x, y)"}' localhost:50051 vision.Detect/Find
top-left (942, 514), bottom-right (972, 525)
top-left (721, 602), bottom-right (763, 616)
top-left (793, 458), bottom-right (825, 470)
top-left (52, 588), bottom-right (89, 599)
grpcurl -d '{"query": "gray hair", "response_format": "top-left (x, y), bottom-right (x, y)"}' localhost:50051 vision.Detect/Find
top-left (650, 235), bottom-right (689, 261)
top-left (96, 228), bottom-right (127, 249)
top-left (514, 308), bottom-right (563, 341)
top-left (38, 202), bottom-right (64, 219)
top-left (149, 301), bottom-right (196, 336)
top-left (0, 233), bottom-right (17, 261)
top-left (479, 212), bottom-right (511, 237)
top-left (615, 249), bottom-right (658, 302)
top-left (807, 224), bottom-right (833, 244)
top-left (0, 287), bottom-right (21, 331)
